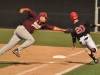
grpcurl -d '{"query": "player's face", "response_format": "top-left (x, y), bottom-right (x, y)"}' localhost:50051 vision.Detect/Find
top-left (40, 16), bottom-right (47, 23)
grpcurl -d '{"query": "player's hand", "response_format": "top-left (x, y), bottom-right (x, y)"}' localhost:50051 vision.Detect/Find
top-left (60, 29), bottom-right (66, 32)
top-left (19, 8), bottom-right (24, 13)
top-left (71, 46), bottom-right (76, 50)
top-left (63, 28), bottom-right (73, 33)
top-left (71, 43), bottom-right (76, 50)
top-left (96, 24), bottom-right (100, 27)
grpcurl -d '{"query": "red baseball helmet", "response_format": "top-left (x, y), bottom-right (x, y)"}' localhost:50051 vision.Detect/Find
top-left (70, 12), bottom-right (78, 20)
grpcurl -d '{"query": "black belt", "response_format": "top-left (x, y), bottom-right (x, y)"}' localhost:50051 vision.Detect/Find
top-left (84, 37), bottom-right (88, 40)
top-left (79, 34), bottom-right (88, 42)
top-left (83, 34), bottom-right (88, 40)
top-left (79, 34), bottom-right (87, 38)
top-left (83, 34), bottom-right (87, 36)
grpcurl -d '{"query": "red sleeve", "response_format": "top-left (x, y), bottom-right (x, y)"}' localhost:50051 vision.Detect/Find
top-left (28, 9), bottom-right (38, 18)
top-left (44, 24), bottom-right (55, 30)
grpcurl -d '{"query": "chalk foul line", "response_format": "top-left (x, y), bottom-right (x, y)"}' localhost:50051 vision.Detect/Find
top-left (15, 50), bottom-right (85, 75)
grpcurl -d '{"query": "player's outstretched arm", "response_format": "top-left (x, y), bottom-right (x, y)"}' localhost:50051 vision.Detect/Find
top-left (53, 26), bottom-right (65, 32)
top-left (95, 24), bottom-right (100, 27)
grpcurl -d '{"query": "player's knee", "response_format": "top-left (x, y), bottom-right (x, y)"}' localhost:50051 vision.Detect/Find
top-left (91, 48), bottom-right (97, 53)
top-left (29, 38), bottom-right (35, 44)
top-left (31, 38), bottom-right (35, 44)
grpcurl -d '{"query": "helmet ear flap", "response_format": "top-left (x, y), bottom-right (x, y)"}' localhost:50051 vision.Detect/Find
top-left (70, 12), bottom-right (78, 20)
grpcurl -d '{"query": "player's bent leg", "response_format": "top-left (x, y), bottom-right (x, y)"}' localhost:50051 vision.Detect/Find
top-left (88, 53), bottom-right (98, 64)
top-left (12, 38), bottom-right (34, 57)
top-left (88, 49), bottom-right (98, 64)
top-left (85, 48), bottom-right (95, 60)
top-left (84, 34), bottom-right (98, 64)
top-left (18, 38), bottom-right (35, 51)
top-left (91, 48), bottom-right (97, 53)
top-left (12, 48), bottom-right (20, 57)
top-left (85, 34), bottom-right (98, 52)
top-left (0, 34), bottom-right (21, 56)
top-left (12, 25), bottom-right (35, 57)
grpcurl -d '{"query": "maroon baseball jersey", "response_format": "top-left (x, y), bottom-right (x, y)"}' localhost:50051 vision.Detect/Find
top-left (22, 9), bottom-right (55, 34)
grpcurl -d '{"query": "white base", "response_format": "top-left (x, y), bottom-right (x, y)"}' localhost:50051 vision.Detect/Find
top-left (53, 55), bottom-right (66, 58)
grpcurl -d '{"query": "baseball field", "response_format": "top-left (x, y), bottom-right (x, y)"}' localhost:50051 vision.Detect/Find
top-left (0, 29), bottom-right (100, 75)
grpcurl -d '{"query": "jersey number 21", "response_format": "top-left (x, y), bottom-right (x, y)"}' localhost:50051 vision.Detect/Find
top-left (75, 25), bottom-right (85, 34)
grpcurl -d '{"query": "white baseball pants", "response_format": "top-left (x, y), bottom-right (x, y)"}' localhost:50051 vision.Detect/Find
top-left (0, 25), bottom-right (35, 55)
top-left (79, 34), bottom-right (97, 52)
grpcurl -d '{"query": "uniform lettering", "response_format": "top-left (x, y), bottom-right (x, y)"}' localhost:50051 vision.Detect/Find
top-left (31, 20), bottom-right (41, 29)
top-left (75, 25), bottom-right (85, 34)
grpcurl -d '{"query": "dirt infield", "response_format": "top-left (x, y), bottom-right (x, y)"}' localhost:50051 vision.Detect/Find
top-left (0, 44), bottom-right (100, 75)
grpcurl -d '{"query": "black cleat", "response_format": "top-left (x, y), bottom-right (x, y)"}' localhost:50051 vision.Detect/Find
top-left (94, 59), bottom-right (98, 64)
top-left (12, 49), bottom-right (20, 57)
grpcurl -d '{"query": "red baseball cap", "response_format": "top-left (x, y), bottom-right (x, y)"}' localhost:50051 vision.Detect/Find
top-left (39, 12), bottom-right (48, 19)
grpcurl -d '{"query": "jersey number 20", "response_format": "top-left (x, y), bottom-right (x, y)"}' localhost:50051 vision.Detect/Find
top-left (75, 25), bottom-right (85, 34)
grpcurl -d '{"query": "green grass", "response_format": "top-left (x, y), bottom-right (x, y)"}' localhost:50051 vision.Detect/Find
top-left (0, 61), bottom-right (30, 68)
top-left (0, 61), bottom-right (19, 68)
top-left (0, 61), bottom-right (13, 68)
top-left (0, 29), bottom-right (100, 74)
top-left (32, 30), bottom-right (73, 47)
top-left (0, 29), bottom-right (77, 47)
top-left (63, 58), bottom-right (100, 75)
top-left (0, 29), bottom-right (99, 47)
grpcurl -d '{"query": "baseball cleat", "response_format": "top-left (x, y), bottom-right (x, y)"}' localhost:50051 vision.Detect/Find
top-left (94, 59), bottom-right (98, 64)
top-left (12, 49), bottom-right (20, 57)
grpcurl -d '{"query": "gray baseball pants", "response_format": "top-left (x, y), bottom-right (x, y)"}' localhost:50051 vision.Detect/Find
top-left (0, 25), bottom-right (35, 55)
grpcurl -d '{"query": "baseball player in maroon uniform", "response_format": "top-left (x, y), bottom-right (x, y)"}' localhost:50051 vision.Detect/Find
top-left (0, 8), bottom-right (65, 57)
top-left (70, 12), bottom-right (100, 64)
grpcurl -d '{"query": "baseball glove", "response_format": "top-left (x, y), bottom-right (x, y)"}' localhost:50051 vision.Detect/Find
top-left (64, 28), bottom-right (73, 33)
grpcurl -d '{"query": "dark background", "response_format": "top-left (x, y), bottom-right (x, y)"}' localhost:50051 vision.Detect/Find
top-left (0, 0), bottom-right (100, 31)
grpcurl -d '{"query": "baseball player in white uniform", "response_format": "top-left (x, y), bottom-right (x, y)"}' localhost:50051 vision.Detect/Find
top-left (70, 12), bottom-right (100, 64)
